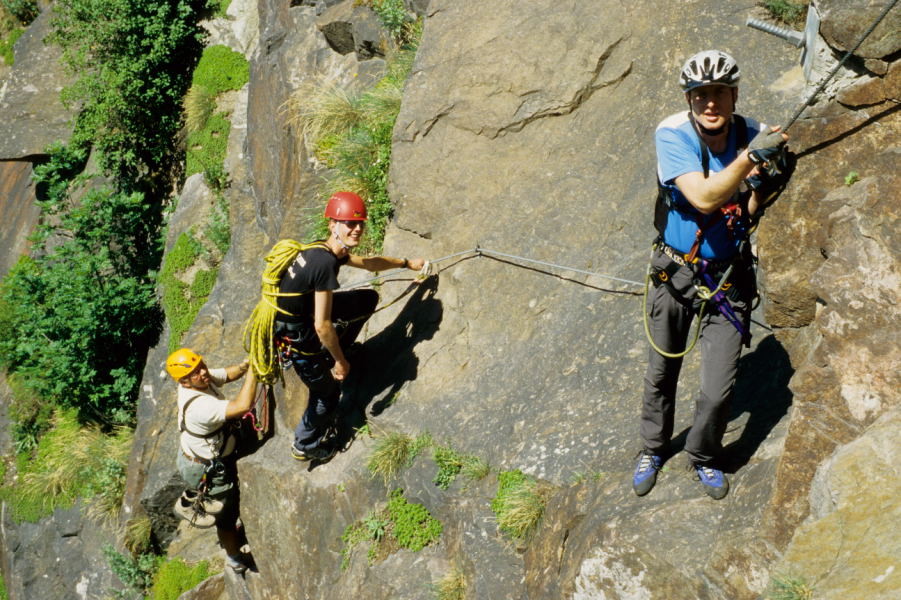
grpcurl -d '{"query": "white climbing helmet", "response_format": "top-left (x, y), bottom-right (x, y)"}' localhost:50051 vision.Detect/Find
top-left (679, 50), bottom-right (740, 92)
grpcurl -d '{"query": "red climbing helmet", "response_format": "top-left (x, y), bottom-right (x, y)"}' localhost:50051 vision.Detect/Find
top-left (324, 191), bottom-right (368, 221)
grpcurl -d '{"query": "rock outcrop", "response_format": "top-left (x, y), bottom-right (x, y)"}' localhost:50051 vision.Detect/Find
top-left (2, 0), bottom-right (898, 598)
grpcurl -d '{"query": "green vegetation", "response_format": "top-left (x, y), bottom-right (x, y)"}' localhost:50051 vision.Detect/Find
top-left (211, 0), bottom-right (231, 17)
top-left (369, 0), bottom-right (409, 42)
top-left (159, 231), bottom-right (222, 352)
top-left (0, 25), bottom-right (22, 65)
top-left (1, 0), bottom-right (37, 25)
top-left (433, 566), bottom-right (466, 600)
top-left (766, 573), bottom-right (814, 600)
top-left (0, 410), bottom-right (132, 524)
top-left (184, 44), bottom-right (248, 183)
top-left (49, 0), bottom-right (207, 183)
top-left (341, 489), bottom-right (442, 569)
top-left (844, 170), bottom-right (860, 186)
top-left (104, 545), bottom-right (160, 598)
top-left (367, 430), bottom-right (431, 485)
top-left (0, 181), bottom-right (162, 428)
top-left (149, 557), bottom-right (214, 600)
top-left (282, 25), bottom-right (420, 253)
top-left (491, 469), bottom-right (548, 541)
top-left (433, 445), bottom-right (490, 489)
top-left (124, 514), bottom-right (154, 555)
top-left (387, 488), bottom-right (442, 552)
top-left (761, 0), bottom-right (807, 26)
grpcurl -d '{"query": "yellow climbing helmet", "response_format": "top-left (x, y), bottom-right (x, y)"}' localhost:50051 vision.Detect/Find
top-left (166, 348), bottom-right (202, 380)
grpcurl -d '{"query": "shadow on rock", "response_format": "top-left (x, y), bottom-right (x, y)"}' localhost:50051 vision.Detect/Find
top-left (333, 276), bottom-right (443, 448)
top-left (723, 333), bottom-right (794, 472)
top-left (665, 333), bottom-right (793, 472)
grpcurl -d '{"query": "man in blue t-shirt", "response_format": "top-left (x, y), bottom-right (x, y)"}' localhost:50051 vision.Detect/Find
top-left (633, 50), bottom-right (788, 500)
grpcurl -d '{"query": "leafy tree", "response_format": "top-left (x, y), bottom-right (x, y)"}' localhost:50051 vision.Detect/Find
top-left (48, 0), bottom-right (208, 184)
top-left (0, 182), bottom-right (162, 426)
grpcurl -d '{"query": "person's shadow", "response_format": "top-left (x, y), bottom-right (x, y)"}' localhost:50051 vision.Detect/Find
top-left (332, 276), bottom-right (443, 449)
top-left (722, 334), bottom-right (794, 472)
top-left (666, 333), bottom-right (794, 472)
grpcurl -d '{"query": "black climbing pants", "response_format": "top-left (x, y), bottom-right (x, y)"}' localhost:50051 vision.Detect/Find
top-left (285, 289), bottom-right (379, 451)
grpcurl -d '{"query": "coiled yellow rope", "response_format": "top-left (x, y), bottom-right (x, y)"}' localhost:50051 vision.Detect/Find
top-left (243, 240), bottom-right (326, 385)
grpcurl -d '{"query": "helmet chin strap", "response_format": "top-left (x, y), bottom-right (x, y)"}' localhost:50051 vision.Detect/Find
top-left (333, 229), bottom-right (351, 252)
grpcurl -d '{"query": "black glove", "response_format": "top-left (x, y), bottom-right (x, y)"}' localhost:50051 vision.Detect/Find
top-left (747, 129), bottom-right (786, 165)
top-left (746, 147), bottom-right (797, 210)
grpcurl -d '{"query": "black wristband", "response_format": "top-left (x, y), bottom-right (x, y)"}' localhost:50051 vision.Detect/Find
top-left (402, 258), bottom-right (409, 269)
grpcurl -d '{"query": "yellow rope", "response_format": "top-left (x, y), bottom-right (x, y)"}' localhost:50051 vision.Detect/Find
top-left (243, 240), bottom-right (327, 385)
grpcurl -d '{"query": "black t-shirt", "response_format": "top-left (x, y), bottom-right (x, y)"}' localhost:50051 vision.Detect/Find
top-left (276, 246), bottom-right (349, 324)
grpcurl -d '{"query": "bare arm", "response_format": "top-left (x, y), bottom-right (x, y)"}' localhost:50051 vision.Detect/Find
top-left (346, 255), bottom-right (426, 272)
top-left (223, 359), bottom-right (250, 383)
top-left (313, 290), bottom-right (349, 380)
top-left (674, 151), bottom-right (756, 214)
top-left (224, 370), bottom-right (258, 419)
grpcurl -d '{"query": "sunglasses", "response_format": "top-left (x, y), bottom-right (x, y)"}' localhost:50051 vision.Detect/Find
top-left (340, 220), bottom-right (366, 229)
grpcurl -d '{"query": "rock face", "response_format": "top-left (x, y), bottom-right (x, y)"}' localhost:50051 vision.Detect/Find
top-left (2, 0), bottom-right (898, 599)
top-left (0, 10), bottom-right (74, 159)
top-left (125, 0), bottom-right (899, 598)
top-left (0, 502), bottom-right (120, 599)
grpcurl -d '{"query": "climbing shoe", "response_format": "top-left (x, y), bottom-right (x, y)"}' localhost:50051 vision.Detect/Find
top-left (226, 553), bottom-right (252, 575)
top-left (291, 442), bottom-right (338, 462)
top-left (693, 463), bottom-right (729, 500)
top-left (632, 451), bottom-right (662, 496)
top-left (182, 489), bottom-right (224, 515)
top-left (173, 495), bottom-right (216, 528)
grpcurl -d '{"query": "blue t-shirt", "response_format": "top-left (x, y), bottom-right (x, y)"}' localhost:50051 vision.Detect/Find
top-left (655, 111), bottom-right (762, 259)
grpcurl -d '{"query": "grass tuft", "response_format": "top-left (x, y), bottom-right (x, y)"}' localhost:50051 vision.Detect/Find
top-left (766, 573), bottom-right (815, 600)
top-left (434, 566), bottom-right (466, 600)
top-left (1, 410), bottom-right (133, 524)
top-left (490, 469), bottom-right (548, 541)
top-left (367, 431), bottom-right (413, 485)
top-left (280, 26), bottom-right (421, 253)
top-left (183, 84), bottom-right (217, 135)
top-left (149, 557), bottom-right (215, 600)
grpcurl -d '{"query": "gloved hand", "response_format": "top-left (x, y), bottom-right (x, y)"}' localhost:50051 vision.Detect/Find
top-left (747, 129), bottom-right (786, 165)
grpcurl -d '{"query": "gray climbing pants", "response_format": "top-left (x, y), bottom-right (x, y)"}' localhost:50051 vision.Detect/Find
top-left (640, 248), bottom-right (754, 465)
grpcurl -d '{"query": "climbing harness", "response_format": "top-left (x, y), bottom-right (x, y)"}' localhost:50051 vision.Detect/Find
top-left (641, 240), bottom-right (740, 359)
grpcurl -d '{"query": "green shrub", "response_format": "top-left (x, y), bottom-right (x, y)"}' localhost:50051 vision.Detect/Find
top-left (491, 470), bottom-right (547, 541)
top-left (191, 44), bottom-right (249, 95)
top-left (205, 194), bottom-right (231, 255)
top-left (104, 545), bottom-right (160, 597)
top-left (386, 488), bottom-right (442, 552)
top-left (183, 84), bottom-right (217, 134)
top-left (1, 0), bottom-right (37, 25)
top-left (0, 26), bottom-right (23, 64)
top-left (433, 566), bottom-right (466, 600)
top-left (50, 0), bottom-right (207, 183)
top-left (149, 557), bottom-right (213, 600)
top-left (211, 0), bottom-right (231, 17)
top-left (159, 232), bottom-right (219, 353)
top-left (432, 445), bottom-right (490, 489)
top-left (0, 182), bottom-right (163, 425)
top-left (368, 431), bottom-right (414, 485)
top-left (370, 0), bottom-right (408, 42)
top-left (186, 112), bottom-right (230, 179)
top-left (0, 410), bottom-right (133, 523)
top-left (340, 510), bottom-right (390, 569)
top-left (761, 0), bottom-right (807, 26)
top-left (341, 489), bottom-right (441, 569)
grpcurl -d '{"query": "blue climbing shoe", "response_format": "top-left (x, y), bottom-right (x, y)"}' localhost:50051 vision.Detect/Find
top-left (694, 464), bottom-right (729, 500)
top-left (632, 451), bottom-right (662, 496)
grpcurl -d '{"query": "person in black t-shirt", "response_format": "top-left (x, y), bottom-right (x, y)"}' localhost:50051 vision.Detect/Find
top-left (276, 191), bottom-right (426, 461)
